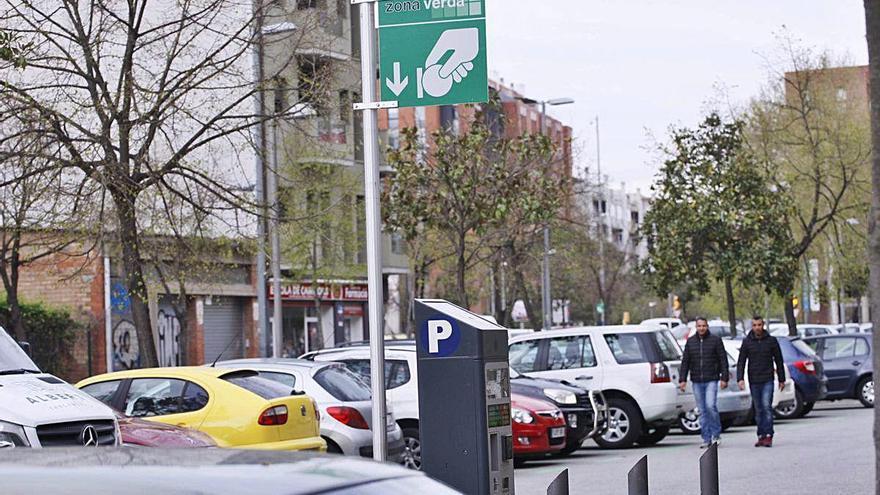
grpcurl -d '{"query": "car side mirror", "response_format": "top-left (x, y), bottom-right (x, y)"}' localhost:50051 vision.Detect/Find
top-left (18, 341), bottom-right (32, 357)
top-left (0, 441), bottom-right (15, 449)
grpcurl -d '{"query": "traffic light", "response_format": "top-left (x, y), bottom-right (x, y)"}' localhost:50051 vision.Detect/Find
top-left (673, 296), bottom-right (681, 311)
top-left (792, 296), bottom-right (799, 309)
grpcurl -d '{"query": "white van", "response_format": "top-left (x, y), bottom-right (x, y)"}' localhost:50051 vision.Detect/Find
top-left (0, 326), bottom-right (119, 448)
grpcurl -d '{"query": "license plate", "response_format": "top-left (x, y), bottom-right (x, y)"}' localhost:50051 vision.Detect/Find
top-left (550, 427), bottom-right (566, 439)
top-left (567, 413), bottom-right (578, 429)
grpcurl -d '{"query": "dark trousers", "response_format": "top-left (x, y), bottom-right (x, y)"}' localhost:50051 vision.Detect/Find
top-left (750, 380), bottom-right (775, 437)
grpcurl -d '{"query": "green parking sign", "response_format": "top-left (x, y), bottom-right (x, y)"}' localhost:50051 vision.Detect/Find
top-left (378, 0), bottom-right (488, 108)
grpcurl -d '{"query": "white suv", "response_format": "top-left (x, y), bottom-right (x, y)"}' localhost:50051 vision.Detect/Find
top-left (508, 325), bottom-right (695, 449)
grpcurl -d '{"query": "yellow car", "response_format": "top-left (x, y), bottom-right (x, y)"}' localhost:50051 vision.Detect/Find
top-left (77, 367), bottom-right (326, 452)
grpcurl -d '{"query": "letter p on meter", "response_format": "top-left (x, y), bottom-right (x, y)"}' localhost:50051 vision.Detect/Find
top-left (428, 320), bottom-right (453, 353)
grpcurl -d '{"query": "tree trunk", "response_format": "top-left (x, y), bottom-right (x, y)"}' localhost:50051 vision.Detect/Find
top-left (456, 234), bottom-right (468, 308)
top-left (724, 276), bottom-right (737, 338)
top-left (514, 268), bottom-right (541, 331)
top-left (784, 294), bottom-right (797, 337)
top-left (7, 287), bottom-right (25, 342)
top-left (112, 190), bottom-right (158, 368)
top-left (862, 2), bottom-right (880, 493)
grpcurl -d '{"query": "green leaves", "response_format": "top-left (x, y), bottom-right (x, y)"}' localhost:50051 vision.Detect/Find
top-left (641, 112), bottom-right (797, 299)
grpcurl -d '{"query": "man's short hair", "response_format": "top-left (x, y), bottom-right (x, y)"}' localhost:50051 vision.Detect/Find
top-left (695, 317), bottom-right (708, 324)
top-left (752, 315), bottom-right (764, 322)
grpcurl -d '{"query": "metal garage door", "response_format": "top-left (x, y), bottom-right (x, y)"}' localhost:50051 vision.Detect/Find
top-left (203, 296), bottom-right (244, 362)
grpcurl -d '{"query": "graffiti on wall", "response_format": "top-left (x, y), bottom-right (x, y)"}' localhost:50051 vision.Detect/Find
top-left (110, 282), bottom-right (140, 370)
top-left (157, 305), bottom-right (181, 367)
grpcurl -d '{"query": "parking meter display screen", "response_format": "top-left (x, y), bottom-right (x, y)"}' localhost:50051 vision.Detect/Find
top-left (485, 368), bottom-right (510, 400)
top-left (487, 403), bottom-right (511, 428)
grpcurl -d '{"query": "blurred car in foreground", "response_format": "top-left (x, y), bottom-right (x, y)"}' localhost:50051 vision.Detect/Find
top-left (77, 367), bottom-right (325, 452)
top-left (115, 411), bottom-right (215, 447)
top-left (804, 335), bottom-right (873, 408)
top-left (215, 358), bottom-right (405, 461)
top-left (511, 393), bottom-right (566, 464)
top-left (0, 448), bottom-right (462, 495)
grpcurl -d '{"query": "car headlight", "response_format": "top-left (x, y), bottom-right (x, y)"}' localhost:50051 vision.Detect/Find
top-left (511, 408), bottom-right (535, 424)
top-left (544, 388), bottom-right (577, 405)
top-left (0, 420), bottom-right (29, 447)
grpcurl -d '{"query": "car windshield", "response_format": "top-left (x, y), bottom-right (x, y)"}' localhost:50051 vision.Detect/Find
top-left (0, 326), bottom-right (39, 373)
top-left (314, 365), bottom-right (371, 402)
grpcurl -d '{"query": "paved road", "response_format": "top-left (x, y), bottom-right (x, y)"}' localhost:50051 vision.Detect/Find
top-left (515, 400), bottom-right (873, 494)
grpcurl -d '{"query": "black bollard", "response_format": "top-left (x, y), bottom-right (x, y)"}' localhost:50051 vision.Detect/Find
top-left (627, 455), bottom-right (649, 495)
top-left (546, 468), bottom-right (569, 495)
top-left (699, 442), bottom-right (719, 495)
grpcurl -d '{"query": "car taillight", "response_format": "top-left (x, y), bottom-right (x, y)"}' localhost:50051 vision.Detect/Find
top-left (326, 406), bottom-right (370, 430)
top-left (794, 360), bottom-right (816, 375)
top-left (258, 405), bottom-right (289, 426)
top-left (650, 362), bottom-right (671, 383)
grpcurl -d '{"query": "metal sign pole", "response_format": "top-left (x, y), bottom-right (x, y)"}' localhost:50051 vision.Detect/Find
top-left (355, 0), bottom-right (388, 462)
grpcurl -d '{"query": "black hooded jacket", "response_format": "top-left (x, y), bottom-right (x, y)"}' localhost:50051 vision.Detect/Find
top-left (736, 331), bottom-right (786, 384)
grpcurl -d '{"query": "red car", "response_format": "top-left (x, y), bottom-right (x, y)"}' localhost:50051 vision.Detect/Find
top-left (511, 393), bottom-right (567, 462)
top-left (116, 412), bottom-right (215, 448)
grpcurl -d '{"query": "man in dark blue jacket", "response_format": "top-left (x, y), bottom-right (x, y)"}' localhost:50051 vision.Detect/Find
top-left (679, 317), bottom-right (729, 448)
top-left (737, 316), bottom-right (786, 447)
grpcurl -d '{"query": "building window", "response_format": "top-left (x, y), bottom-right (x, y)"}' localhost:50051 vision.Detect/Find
top-left (336, 0), bottom-right (347, 18)
top-left (339, 90), bottom-right (351, 125)
top-left (440, 105), bottom-right (459, 134)
top-left (836, 88), bottom-right (848, 101)
top-left (297, 55), bottom-right (331, 106)
top-left (391, 232), bottom-right (406, 255)
top-left (630, 211), bottom-right (640, 225)
top-left (388, 108), bottom-right (400, 149)
top-left (297, 0), bottom-right (317, 9)
top-left (273, 77), bottom-right (287, 114)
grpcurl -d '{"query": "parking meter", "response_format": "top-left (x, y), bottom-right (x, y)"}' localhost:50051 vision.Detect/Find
top-left (415, 299), bottom-right (514, 495)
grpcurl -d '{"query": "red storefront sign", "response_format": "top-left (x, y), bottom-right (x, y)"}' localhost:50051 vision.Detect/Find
top-left (270, 282), bottom-right (369, 302)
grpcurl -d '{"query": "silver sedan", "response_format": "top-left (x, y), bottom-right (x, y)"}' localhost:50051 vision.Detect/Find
top-left (216, 358), bottom-right (405, 462)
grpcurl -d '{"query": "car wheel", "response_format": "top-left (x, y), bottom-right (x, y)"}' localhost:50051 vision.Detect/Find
top-left (677, 408), bottom-right (701, 435)
top-left (594, 398), bottom-right (643, 449)
top-left (555, 439), bottom-right (583, 457)
top-left (636, 425), bottom-right (670, 446)
top-left (857, 376), bottom-right (874, 408)
top-left (401, 427), bottom-right (421, 470)
top-left (774, 388), bottom-right (805, 419)
top-left (802, 401), bottom-right (815, 415)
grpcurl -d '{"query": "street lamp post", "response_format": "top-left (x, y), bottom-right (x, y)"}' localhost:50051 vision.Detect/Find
top-left (517, 96), bottom-right (574, 330)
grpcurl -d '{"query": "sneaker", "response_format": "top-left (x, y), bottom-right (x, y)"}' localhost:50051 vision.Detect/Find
top-left (754, 436), bottom-right (765, 447)
top-left (764, 436), bottom-right (773, 448)
top-left (712, 437), bottom-right (721, 446)
top-left (700, 441), bottom-right (711, 449)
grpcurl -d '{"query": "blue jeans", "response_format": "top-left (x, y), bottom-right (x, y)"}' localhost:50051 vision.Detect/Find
top-left (692, 381), bottom-right (721, 443)
top-left (750, 380), bottom-right (775, 437)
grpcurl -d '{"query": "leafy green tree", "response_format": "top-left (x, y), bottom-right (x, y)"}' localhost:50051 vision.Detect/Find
top-left (383, 116), bottom-right (562, 312)
top-left (641, 113), bottom-right (796, 337)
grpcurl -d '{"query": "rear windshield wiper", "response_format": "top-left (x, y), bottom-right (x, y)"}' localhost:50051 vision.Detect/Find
top-left (0, 368), bottom-right (40, 375)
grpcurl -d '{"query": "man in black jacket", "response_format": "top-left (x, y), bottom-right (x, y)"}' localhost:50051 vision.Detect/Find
top-left (679, 317), bottom-right (729, 448)
top-left (737, 316), bottom-right (786, 448)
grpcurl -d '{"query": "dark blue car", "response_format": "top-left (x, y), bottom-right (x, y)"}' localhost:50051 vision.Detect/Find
top-left (772, 336), bottom-right (829, 419)
top-left (803, 335), bottom-right (873, 408)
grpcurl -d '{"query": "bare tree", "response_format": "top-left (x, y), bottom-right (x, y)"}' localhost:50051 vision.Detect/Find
top-left (0, 108), bottom-right (101, 341)
top-left (746, 44), bottom-right (870, 335)
top-left (0, 0), bottom-right (316, 366)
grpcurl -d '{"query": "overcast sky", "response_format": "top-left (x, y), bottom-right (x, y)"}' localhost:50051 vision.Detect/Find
top-left (484, 0), bottom-right (868, 194)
